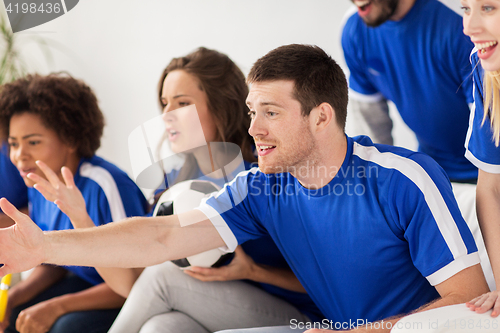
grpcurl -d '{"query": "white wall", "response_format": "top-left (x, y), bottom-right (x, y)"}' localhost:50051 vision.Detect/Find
top-left (6, 0), bottom-right (416, 195)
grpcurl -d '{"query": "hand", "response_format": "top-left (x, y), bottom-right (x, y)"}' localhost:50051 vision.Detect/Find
top-left (16, 300), bottom-right (63, 333)
top-left (28, 161), bottom-right (92, 228)
top-left (184, 246), bottom-right (256, 282)
top-left (466, 290), bottom-right (500, 317)
top-left (0, 199), bottom-right (45, 276)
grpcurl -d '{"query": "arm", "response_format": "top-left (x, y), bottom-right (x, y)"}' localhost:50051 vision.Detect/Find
top-left (349, 99), bottom-right (393, 146)
top-left (15, 282), bottom-right (125, 333)
top-left (466, 170), bottom-right (500, 316)
top-left (27, 162), bottom-right (144, 297)
top-left (0, 198), bottom-right (225, 275)
top-left (185, 246), bottom-right (306, 293)
top-left (305, 264), bottom-right (489, 333)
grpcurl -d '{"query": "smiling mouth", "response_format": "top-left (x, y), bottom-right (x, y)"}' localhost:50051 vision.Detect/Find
top-left (259, 145), bottom-right (276, 151)
top-left (354, 0), bottom-right (371, 11)
top-left (477, 41), bottom-right (498, 54)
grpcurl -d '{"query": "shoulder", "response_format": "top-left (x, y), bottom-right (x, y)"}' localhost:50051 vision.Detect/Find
top-left (351, 136), bottom-right (449, 187)
top-left (76, 155), bottom-right (145, 205)
top-left (78, 156), bottom-right (136, 188)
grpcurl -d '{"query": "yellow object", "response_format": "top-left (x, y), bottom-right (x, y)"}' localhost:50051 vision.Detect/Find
top-left (0, 274), bottom-right (12, 322)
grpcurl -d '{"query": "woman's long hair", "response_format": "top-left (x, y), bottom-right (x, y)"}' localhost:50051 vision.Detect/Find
top-left (483, 70), bottom-right (500, 146)
top-left (154, 47), bottom-right (255, 201)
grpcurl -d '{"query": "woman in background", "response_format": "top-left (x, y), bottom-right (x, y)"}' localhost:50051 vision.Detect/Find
top-left (0, 73), bottom-right (148, 333)
top-left (462, 0), bottom-right (500, 318)
top-left (0, 142), bottom-right (27, 227)
top-left (32, 48), bottom-right (323, 333)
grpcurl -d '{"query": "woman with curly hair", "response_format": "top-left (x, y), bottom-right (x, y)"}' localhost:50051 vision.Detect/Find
top-left (0, 73), bottom-right (148, 333)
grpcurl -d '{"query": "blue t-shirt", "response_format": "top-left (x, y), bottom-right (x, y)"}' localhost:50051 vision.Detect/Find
top-left (29, 155), bottom-right (148, 285)
top-left (154, 158), bottom-right (323, 321)
top-left (199, 136), bottom-right (479, 325)
top-left (342, 0), bottom-right (476, 181)
top-left (0, 142), bottom-right (28, 209)
top-left (465, 51), bottom-right (500, 172)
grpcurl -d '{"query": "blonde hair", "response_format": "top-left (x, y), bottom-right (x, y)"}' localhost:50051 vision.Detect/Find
top-left (483, 70), bottom-right (500, 146)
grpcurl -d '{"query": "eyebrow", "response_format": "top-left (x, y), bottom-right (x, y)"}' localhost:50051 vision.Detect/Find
top-left (161, 94), bottom-right (191, 100)
top-left (8, 134), bottom-right (43, 140)
top-left (247, 101), bottom-right (284, 108)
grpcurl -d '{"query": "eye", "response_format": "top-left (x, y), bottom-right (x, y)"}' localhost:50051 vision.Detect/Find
top-left (461, 5), bottom-right (470, 14)
top-left (28, 140), bottom-right (41, 146)
top-left (267, 111), bottom-right (277, 117)
top-left (248, 110), bottom-right (256, 119)
top-left (178, 101), bottom-right (191, 107)
top-left (482, 5), bottom-right (495, 12)
top-left (8, 141), bottom-right (18, 148)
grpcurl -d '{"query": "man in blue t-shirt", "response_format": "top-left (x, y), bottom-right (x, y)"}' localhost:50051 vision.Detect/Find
top-left (342, 0), bottom-right (475, 182)
top-left (342, 0), bottom-right (497, 292)
top-left (0, 45), bottom-right (490, 333)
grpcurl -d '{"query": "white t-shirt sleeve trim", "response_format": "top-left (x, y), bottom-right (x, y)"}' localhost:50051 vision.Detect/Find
top-left (195, 204), bottom-right (238, 253)
top-left (426, 252), bottom-right (480, 286)
top-left (349, 89), bottom-right (384, 103)
top-left (465, 149), bottom-right (500, 174)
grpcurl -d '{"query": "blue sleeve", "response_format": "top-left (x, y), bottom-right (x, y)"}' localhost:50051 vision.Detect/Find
top-left (465, 53), bottom-right (500, 173)
top-left (389, 154), bottom-right (479, 285)
top-left (197, 168), bottom-right (269, 250)
top-left (341, 14), bottom-right (379, 97)
top-left (81, 176), bottom-right (147, 225)
top-left (0, 143), bottom-right (28, 209)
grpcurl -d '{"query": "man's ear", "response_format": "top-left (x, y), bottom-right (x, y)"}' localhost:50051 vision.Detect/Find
top-left (310, 102), bottom-right (334, 132)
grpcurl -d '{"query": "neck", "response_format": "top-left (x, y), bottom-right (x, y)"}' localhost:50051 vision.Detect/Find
top-left (192, 143), bottom-right (239, 178)
top-left (293, 132), bottom-right (348, 190)
top-left (390, 0), bottom-right (417, 21)
top-left (64, 154), bottom-right (82, 180)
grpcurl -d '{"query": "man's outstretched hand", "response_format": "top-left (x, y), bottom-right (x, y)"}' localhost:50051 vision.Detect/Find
top-left (0, 198), bottom-right (45, 276)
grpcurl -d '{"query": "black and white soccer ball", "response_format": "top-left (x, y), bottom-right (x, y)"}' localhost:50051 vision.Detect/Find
top-left (153, 180), bottom-right (234, 268)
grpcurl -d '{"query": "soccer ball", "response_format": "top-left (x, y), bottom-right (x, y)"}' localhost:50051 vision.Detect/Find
top-left (153, 180), bottom-right (234, 268)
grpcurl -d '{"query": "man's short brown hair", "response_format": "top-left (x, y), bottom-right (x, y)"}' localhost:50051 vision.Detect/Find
top-left (247, 44), bottom-right (348, 130)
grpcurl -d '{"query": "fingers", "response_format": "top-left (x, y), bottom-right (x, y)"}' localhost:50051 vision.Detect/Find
top-left (475, 293), bottom-right (496, 314)
top-left (184, 266), bottom-right (226, 282)
top-left (466, 295), bottom-right (481, 308)
top-left (0, 199), bottom-right (27, 225)
top-left (35, 160), bottom-right (61, 188)
top-left (61, 167), bottom-right (76, 188)
top-left (468, 291), bottom-right (500, 317)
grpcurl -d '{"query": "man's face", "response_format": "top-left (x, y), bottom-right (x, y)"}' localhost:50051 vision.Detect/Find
top-left (246, 80), bottom-right (318, 175)
top-left (351, 0), bottom-right (399, 27)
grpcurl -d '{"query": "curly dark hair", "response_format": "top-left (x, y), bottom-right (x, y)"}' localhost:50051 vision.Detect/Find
top-left (0, 73), bottom-right (104, 158)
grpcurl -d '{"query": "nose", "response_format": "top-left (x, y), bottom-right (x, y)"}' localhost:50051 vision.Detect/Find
top-left (463, 11), bottom-right (482, 38)
top-left (248, 113), bottom-right (267, 138)
top-left (10, 143), bottom-right (27, 164)
top-left (162, 105), bottom-right (177, 124)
